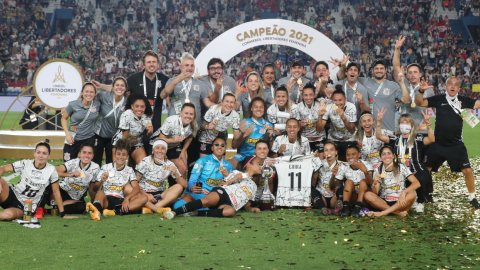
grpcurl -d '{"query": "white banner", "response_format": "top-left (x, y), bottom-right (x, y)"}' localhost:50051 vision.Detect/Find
top-left (33, 59), bottom-right (84, 110)
top-left (194, 19), bottom-right (345, 76)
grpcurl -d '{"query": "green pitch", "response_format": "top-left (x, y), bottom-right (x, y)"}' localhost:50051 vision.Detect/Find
top-left (1, 112), bottom-right (480, 269)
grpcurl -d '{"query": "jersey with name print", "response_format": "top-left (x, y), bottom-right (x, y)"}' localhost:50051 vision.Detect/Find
top-left (267, 103), bottom-right (300, 125)
top-left (112, 109), bottom-right (152, 147)
top-left (374, 164), bottom-right (412, 202)
top-left (296, 101), bottom-right (326, 141)
top-left (150, 115), bottom-right (193, 148)
top-left (135, 157), bottom-right (180, 193)
top-left (220, 170), bottom-right (258, 211)
top-left (316, 159), bottom-right (343, 198)
top-left (11, 160), bottom-right (59, 211)
top-left (335, 160), bottom-right (373, 192)
top-left (273, 154), bottom-right (321, 206)
top-left (198, 105), bottom-right (240, 144)
top-left (322, 102), bottom-right (357, 141)
top-left (95, 163), bottom-right (137, 198)
top-left (271, 135), bottom-right (311, 156)
top-left (59, 158), bottom-right (100, 200)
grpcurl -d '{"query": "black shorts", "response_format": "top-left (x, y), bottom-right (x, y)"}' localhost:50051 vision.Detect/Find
top-left (383, 199), bottom-right (397, 207)
top-left (199, 142), bottom-right (213, 155)
top-left (106, 195), bottom-right (124, 210)
top-left (59, 188), bottom-right (75, 202)
top-left (211, 187), bottom-right (233, 209)
top-left (63, 136), bottom-right (95, 162)
top-left (335, 141), bottom-right (357, 157)
top-left (425, 142), bottom-right (471, 173)
top-left (309, 140), bottom-right (325, 152)
top-left (167, 145), bottom-right (183, 160)
top-left (0, 186), bottom-right (24, 211)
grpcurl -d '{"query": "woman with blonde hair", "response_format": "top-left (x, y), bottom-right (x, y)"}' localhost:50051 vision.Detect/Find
top-left (376, 109), bottom-right (435, 210)
top-left (235, 71), bottom-right (274, 114)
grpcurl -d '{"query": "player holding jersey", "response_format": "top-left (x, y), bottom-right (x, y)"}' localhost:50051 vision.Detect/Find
top-left (365, 146), bottom-right (420, 217)
top-left (0, 140), bottom-right (77, 220)
top-left (135, 140), bottom-right (186, 214)
top-left (172, 137), bottom-right (233, 211)
top-left (229, 97), bottom-right (273, 169)
top-left (86, 139), bottom-right (147, 220)
top-left (311, 141), bottom-right (344, 215)
top-left (162, 157), bottom-right (262, 219)
top-left (54, 142), bottom-right (100, 214)
top-left (271, 118), bottom-right (310, 157)
top-left (335, 144), bottom-right (374, 217)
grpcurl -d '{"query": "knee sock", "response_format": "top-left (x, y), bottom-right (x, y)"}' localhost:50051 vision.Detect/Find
top-left (311, 188), bottom-right (326, 209)
top-left (197, 209), bottom-right (224, 217)
top-left (64, 201), bottom-right (86, 214)
top-left (93, 200), bottom-right (103, 213)
top-left (173, 199), bottom-right (187, 210)
top-left (174, 200), bottom-right (203, 215)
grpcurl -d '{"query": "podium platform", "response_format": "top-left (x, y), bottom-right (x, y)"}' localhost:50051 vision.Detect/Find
top-left (0, 130), bottom-right (237, 160)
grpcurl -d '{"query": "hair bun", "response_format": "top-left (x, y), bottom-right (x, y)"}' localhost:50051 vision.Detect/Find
top-left (335, 84), bottom-right (343, 91)
top-left (44, 138), bottom-right (50, 144)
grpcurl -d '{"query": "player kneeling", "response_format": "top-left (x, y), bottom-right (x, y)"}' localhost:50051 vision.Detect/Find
top-left (135, 140), bottom-right (186, 214)
top-left (162, 157), bottom-right (262, 219)
top-left (365, 146), bottom-right (420, 217)
top-left (87, 139), bottom-right (147, 220)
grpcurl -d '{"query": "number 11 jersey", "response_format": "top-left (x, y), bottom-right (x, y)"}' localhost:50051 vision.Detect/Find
top-left (273, 154), bottom-right (321, 207)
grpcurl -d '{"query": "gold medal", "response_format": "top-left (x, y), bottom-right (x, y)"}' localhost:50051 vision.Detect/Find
top-left (146, 122), bottom-right (152, 127)
top-left (380, 173), bottom-right (386, 178)
top-left (80, 172), bottom-right (85, 177)
top-left (219, 166), bottom-right (224, 171)
top-left (411, 103), bottom-right (416, 108)
top-left (354, 90), bottom-right (358, 94)
top-left (109, 171), bottom-right (115, 177)
top-left (318, 78), bottom-right (322, 82)
top-left (333, 105), bottom-right (338, 110)
top-left (181, 135), bottom-right (185, 140)
top-left (264, 123), bottom-right (269, 129)
top-left (214, 120), bottom-right (219, 124)
top-left (164, 165), bottom-right (169, 170)
top-left (307, 119), bottom-right (312, 125)
top-left (401, 158), bottom-right (406, 163)
top-left (297, 79), bottom-right (302, 85)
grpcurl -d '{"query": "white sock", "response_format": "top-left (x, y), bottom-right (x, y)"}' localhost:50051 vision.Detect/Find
top-left (468, 193), bottom-right (476, 201)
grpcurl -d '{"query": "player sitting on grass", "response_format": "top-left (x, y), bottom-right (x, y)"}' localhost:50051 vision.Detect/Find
top-left (172, 137), bottom-right (234, 214)
top-left (52, 141), bottom-right (100, 215)
top-left (365, 146), bottom-right (420, 217)
top-left (86, 139), bottom-right (147, 220)
top-left (161, 156), bottom-right (263, 219)
top-left (335, 144), bottom-right (374, 217)
top-left (0, 140), bottom-right (77, 220)
top-left (135, 140), bottom-right (186, 214)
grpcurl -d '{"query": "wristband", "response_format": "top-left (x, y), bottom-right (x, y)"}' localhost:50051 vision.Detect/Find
top-left (427, 124), bottom-right (432, 129)
top-left (418, 89), bottom-right (425, 94)
top-left (60, 211), bottom-right (65, 218)
top-left (358, 102), bottom-right (364, 105)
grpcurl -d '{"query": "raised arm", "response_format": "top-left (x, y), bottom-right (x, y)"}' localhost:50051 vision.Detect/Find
top-left (375, 108), bottom-right (391, 144)
top-left (315, 100), bottom-right (328, 133)
top-left (393, 35), bottom-right (406, 79)
top-left (396, 71), bottom-right (411, 104)
top-left (415, 78), bottom-right (430, 107)
top-left (159, 70), bottom-right (187, 99)
top-left (421, 110), bottom-right (435, 145)
top-left (91, 80), bottom-right (112, 91)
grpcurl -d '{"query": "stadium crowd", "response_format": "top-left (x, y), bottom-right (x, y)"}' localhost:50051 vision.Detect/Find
top-left (0, 0), bottom-right (479, 222)
top-left (0, 0), bottom-right (479, 98)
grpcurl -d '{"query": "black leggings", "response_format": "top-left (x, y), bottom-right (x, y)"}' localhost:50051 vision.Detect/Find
top-left (413, 170), bottom-right (433, 203)
top-left (93, 135), bottom-right (113, 167)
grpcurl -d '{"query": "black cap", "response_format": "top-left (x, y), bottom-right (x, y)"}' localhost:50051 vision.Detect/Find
top-left (372, 59), bottom-right (386, 68)
top-left (290, 59), bottom-right (304, 68)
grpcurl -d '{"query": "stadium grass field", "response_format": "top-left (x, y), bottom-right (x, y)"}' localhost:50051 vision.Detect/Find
top-left (1, 111), bottom-right (480, 269)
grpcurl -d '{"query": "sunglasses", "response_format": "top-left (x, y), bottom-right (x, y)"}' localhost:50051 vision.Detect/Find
top-left (213, 143), bottom-right (226, 147)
